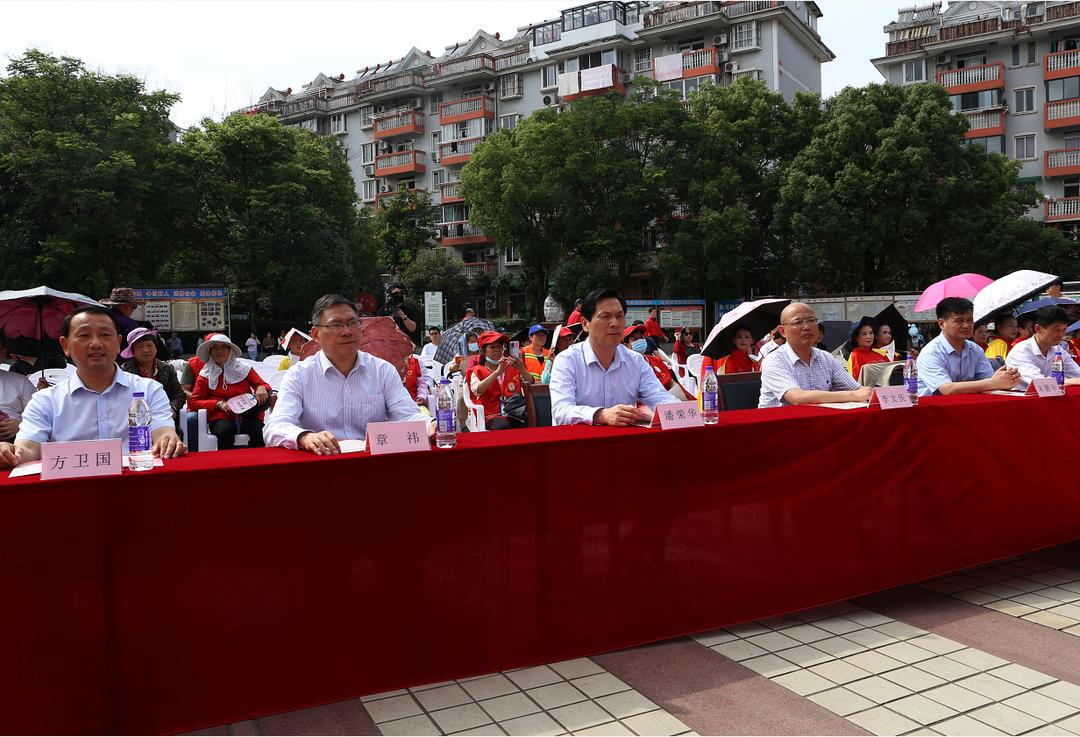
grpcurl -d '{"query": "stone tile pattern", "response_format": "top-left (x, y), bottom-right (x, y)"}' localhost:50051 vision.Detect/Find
top-left (360, 657), bottom-right (696, 736)
top-left (693, 599), bottom-right (1080, 736)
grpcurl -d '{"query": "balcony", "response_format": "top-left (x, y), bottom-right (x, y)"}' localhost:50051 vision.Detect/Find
top-left (439, 180), bottom-right (464, 203)
top-left (495, 51), bottom-right (530, 71)
top-left (1046, 98), bottom-right (1080, 130)
top-left (439, 137), bottom-right (484, 167)
top-left (423, 54), bottom-right (496, 83)
top-left (279, 97), bottom-right (328, 120)
top-left (1046, 49), bottom-right (1080, 82)
top-left (723, 1), bottom-right (782, 17)
top-left (1045, 148), bottom-right (1080, 178)
top-left (462, 261), bottom-right (493, 279)
top-left (438, 96), bottom-right (496, 125)
top-left (962, 109), bottom-right (1005, 138)
top-left (642, 1), bottom-right (723, 30)
top-left (938, 16), bottom-right (1002, 42)
top-left (440, 221), bottom-right (493, 247)
top-left (376, 188), bottom-right (427, 210)
top-left (1047, 2), bottom-right (1080, 22)
top-left (370, 72), bottom-right (426, 96)
top-left (373, 109), bottom-right (424, 140)
top-left (937, 63), bottom-right (1003, 94)
top-left (1046, 197), bottom-right (1080, 222)
top-left (561, 66), bottom-right (627, 103)
top-left (680, 48), bottom-right (724, 78)
top-left (373, 150), bottom-right (426, 177)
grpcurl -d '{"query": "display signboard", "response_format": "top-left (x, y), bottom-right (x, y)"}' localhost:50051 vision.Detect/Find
top-left (130, 287), bottom-right (227, 332)
top-left (424, 291), bottom-right (444, 329)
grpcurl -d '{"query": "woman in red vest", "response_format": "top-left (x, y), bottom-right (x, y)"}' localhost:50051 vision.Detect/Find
top-left (466, 331), bottom-right (530, 430)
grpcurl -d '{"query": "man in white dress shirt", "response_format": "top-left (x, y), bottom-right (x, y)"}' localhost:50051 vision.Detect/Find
top-left (0, 339), bottom-right (35, 442)
top-left (549, 288), bottom-right (677, 426)
top-left (263, 295), bottom-right (432, 455)
top-left (1005, 305), bottom-right (1080, 390)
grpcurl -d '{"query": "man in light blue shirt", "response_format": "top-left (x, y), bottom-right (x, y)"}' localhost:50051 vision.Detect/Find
top-left (550, 288), bottom-right (677, 426)
top-left (917, 297), bottom-right (1019, 397)
top-left (0, 306), bottom-right (185, 468)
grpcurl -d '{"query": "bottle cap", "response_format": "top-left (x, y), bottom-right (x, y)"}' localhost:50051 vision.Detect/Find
top-left (132, 392), bottom-right (144, 398)
top-left (705, 366), bottom-right (715, 373)
top-left (440, 378), bottom-right (450, 384)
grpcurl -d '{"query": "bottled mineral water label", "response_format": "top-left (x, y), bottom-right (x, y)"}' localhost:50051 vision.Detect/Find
top-left (436, 409), bottom-right (454, 433)
top-left (128, 425), bottom-right (151, 452)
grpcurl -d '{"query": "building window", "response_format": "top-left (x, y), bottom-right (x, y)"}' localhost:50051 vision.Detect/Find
top-left (1014, 87), bottom-right (1035, 113)
top-left (1011, 44), bottom-right (1021, 67)
top-left (957, 51), bottom-right (987, 68)
top-left (361, 143), bottom-right (376, 164)
top-left (1066, 178), bottom-right (1080, 198)
top-left (950, 89), bottom-right (1002, 111)
top-left (1028, 42), bottom-right (1038, 65)
top-left (966, 135), bottom-right (1005, 155)
top-left (499, 73), bottom-right (523, 99)
top-left (661, 75), bottom-right (719, 101)
top-left (542, 65), bottom-right (558, 89)
top-left (429, 92), bottom-right (443, 114)
top-left (432, 169), bottom-right (445, 188)
top-left (1048, 76), bottom-right (1080, 102)
top-left (903, 59), bottom-right (925, 84)
top-left (499, 114), bottom-right (521, 130)
top-left (732, 21), bottom-right (759, 51)
top-left (361, 180), bottom-right (376, 201)
top-left (533, 20), bottom-right (561, 46)
top-left (431, 132), bottom-right (440, 162)
top-left (1015, 134), bottom-right (1036, 160)
top-left (505, 244), bottom-right (521, 264)
top-left (634, 46), bottom-right (652, 73)
top-left (330, 113), bottom-right (346, 134)
top-left (359, 105), bottom-right (373, 128)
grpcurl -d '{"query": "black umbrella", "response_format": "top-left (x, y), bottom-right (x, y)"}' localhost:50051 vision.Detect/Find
top-left (818, 321), bottom-right (850, 352)
top-left (700, 299), bottom-right (790, 360)
top-left (432, 316), bottom-right (496, 363)
top-left (874, 305), bottom-right (910, 354)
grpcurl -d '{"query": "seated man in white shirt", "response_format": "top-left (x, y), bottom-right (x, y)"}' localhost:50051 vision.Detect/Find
top-left (1005, 305), bottom-right (1080, 390)
top-left (419, 326), bottom-right (441, 362)
top-left (0, 306), bottom-right (185, 468)
top-left (263, 294), bottom-right (432, 455)
top-left (0, 339), bottom-right (35, 442)
top-left (549, 288), bottom-right (677, 426)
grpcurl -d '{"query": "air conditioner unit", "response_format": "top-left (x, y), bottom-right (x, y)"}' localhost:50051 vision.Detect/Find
top-left (379, 185), bottom-right (390, 192)
top-left (724, 61), bottom-right (738, 73)
top-left (364, 164), bottom-right (374, 177)
top-left (542, 94), bottom-right (561, 106)
top-left (483, 82), bottom-right (496, 93)
top-left (713, 33), bottom-right (728, 46)
top-left (935, 53), bottom-right (952, 65)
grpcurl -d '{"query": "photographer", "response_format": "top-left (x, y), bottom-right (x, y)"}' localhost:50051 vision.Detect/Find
top-left (377, 283), bottom-right (421, 346)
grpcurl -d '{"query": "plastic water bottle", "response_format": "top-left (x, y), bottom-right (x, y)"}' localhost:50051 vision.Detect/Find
top-left (435, 379), bottom-right (457, 448)
top-left (1051, 348), bottom-right (1066, 390)
top-left (904, 354), bottom-right (919, 406)
top-left (701, 367), bottom-right (719, 424)
top-left (127, 391), bottom-right (153, 471)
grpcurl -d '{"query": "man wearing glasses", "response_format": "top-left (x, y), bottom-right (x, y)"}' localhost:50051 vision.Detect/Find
top-left (263, 295), bottom-right (431, 454)
top-left (758, 302), bottom-right (873, 408)
top-left (917, 297), bottom-right (1019, 397)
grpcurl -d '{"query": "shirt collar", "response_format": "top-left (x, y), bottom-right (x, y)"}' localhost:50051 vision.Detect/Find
top-left (316, 348), bottom-right (367, 378)
top-left (582, 339), bottom-right (626, 369)
top-left (69, 364), bottom-right (128, 396)
top-left (779, 341), bottom-right (815, 367)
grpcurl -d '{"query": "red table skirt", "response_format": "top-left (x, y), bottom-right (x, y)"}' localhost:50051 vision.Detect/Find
top-left (3, 390), bottom-right (1080, 733)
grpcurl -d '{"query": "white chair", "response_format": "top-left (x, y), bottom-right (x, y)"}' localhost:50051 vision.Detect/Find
top-left (454, 375), bottom-right (486, 432)
top-left (180, 408), bottom-right (250, 451)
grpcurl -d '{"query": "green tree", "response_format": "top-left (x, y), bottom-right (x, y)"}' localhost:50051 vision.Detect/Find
top-left (401, 245), bottom-right (468, 320)
top-left (373, 189), bottom-right (437, 278)
top-left (0, 49), bottom-right (179, 297)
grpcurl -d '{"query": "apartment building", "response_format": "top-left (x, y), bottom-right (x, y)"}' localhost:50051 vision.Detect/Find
top-left (873, 1), bottom-right (1080, 233)
top-left (240, 1), bottom-right (832, 288)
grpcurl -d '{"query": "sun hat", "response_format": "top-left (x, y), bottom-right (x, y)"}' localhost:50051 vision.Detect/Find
top-left (195, 334), bottom-right (242, 363)
top-left (120, 327), bottom-right (158, 359)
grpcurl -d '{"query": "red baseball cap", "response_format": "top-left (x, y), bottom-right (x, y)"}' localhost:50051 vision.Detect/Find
top-left (477, 330), bottom-right (509, 347)
top-left (623, 325), bottom-right (645, 340)
top-left (558, 326), bottom-right (573, 338)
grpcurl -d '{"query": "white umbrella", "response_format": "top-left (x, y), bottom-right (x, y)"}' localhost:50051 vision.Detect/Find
top-left (973, 270), bottom-right (1059, 324)
top-left (700, 298), bottom-right (791, 359)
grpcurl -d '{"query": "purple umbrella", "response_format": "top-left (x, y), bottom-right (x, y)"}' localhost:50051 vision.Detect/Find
top-left (914, 273), bottom-right (993, 313)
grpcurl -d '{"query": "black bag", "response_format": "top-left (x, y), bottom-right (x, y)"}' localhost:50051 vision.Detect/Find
top-left (501, 394), bottom-right (528, 428)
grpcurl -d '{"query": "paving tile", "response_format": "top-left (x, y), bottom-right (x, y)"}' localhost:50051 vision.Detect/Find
top-left (528, 682), bottom-right (589, 710)
top-left (771, 669), bottom-right (835, 696)
top-left (480, 693), bottom-right (542, 723)
top-left (462, 674), bottom-right (520, 701)
top-left (846, 706), bottom-right (920, 736)
top-left (1002, 691), bottom-right (1078, 722)
top-left (873, 622), bottom-right (928, 640)
top-left (452, 725), bottom-right (506, 736)
top-left (843, 650), bottom-right (906, 675)
top-left (229, 721), bottom-right (259, 736)
top-left (620, 710), bottom-right (689, 737)
top-left (954, 590), bottom-right (1000, 605)
top-left (740, 653), bottom-right (799, 678)
top-left (549, 701), bottom-right (614, 733)
top-left (845, 610), bottom-right (895, 628)
top-left (711, 640), bottom-right (767, 662)
top-left (816, 617), bottom-right (864, 635)
top-left (932, 715), bottom-right (1008, 736)
top-left (415, 684), bottom-right (473, 712)
top-left (809, 659), bottom-right (872, 685)
top-left (956, 673), bottom-right (1027, 701)
top-left (814, 636), bottom-right (867, 658)
top-left (967, 703), bottom-right (1044, 735)
top-left (690, 629), bottom-right (737, 647)
top-left (989, 664), bottom-right (1057, 690)
top-left (1012, 593), bottom-right (1064, 610)
top-left (947, 649), bottom-right (1009, 671)
top-left (986, 601), bottom-right (1038, 617)
top-left (887, 694), bottom-right (958, 724)
top-left (1062, 582), bottom-right (1080, 595)
top-left (595, 691), bottom-right (657, 720)
top-left (412, 680), bottom-right (456, 692)
top-left (846, 676), bottom-right (914, 704)
top-left (907, 634), bottom-right (965, 656)
top-left (429, 703), bottom-right (493, 734)
top-left (779, 644), bottom-right (835, 668)
top-left (1068, 624), bottom-right (1080, 636)
top-left (1047, 603), bottom-right (1080, 620)
top-left (1028, 572), bottom-right (1075, 586)
top-left (1024, 726), bottom-right (1079, 736)
top-left (378, 714), bottom-right (442, 736)
top-left (845, 629), bottom-right (901, 649)
top-left (573, 722), bottom-right (633, 736)
top-left (920, 683), bottom-right (993, 712)
top-left (880, 666), bottom-right (947, 693)
top-left (549, 658), bottom-right (605, 680)
top-left (916, 656), bottom-right (979, 682)
top-left (876, 642), bottom-right (935, 665)
top-left (506, 666), bottom-right (563, 691)
top-left (499, 712), bottom-right (564, 736)
top-left (807, 687), bottom-right (876, 717)
top-left (361, 689), bottom-right (408, 702)
top-left (746, 631), bottom-right (803, 652)
top-left (1000, 577), bottom-right (1049, 593)
top-left (364, 694), bottom-right (423, 724)
top-left (1037, 681), bottom-right (1080, 709)
top-left (571, 673), bottom-right (631, 699)
top-left (979, 584), bottom-right (1030, 599)
top-left (903, 729), bottom-right (941, 736)
top-left (725, 622), bottom-right (771, 637)
top-left (1039, 587), bottom-right (1080, 603)
top-left (777, 623), bottom-right (833, 644)
top-left (1062, 715), bottom-right (1080, 733)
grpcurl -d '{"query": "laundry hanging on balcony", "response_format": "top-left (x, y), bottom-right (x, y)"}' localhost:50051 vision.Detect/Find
top-left (581, 64), bottom-right (614, 92)
top-left (557, 71), bottom-right (580, 97)
top-left (654, 53), bottom-right (683, 82)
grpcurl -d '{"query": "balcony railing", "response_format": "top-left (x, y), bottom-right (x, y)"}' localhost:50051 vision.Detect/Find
top-left (376, 188), bottom-right (427, 209)
top-left (1046, 197), bottom-right (1080, 221)
top-left (1047, 98), bottom-right (1080, 128)
top-left (438, 96), bottom-right (496, 124)
top-left (937, 63), bottom-right (1002, 90)
top-left (462, 262), bottom-right (493, 278)
top-left (371, 72), bottom-right (426, 95)
top-left (886, 37), bottom-right (939, 56)
top-left (495, 51), bottom-right (530, 70)
top-left (280, 97), bottom-right (328, 117)
top-left (373, 109), bottom-right (424, 138)
top-left (963, 109), bottom-right (1004, 134)
top-left (373, 150), bottom-right (427, 176)
top-left (423, 54), bottom-right (496, 81)
top-left (562, 66), bottom-right (627, 102)
top-left (682, 48), bottom-right (723, 76)
top-left (1046, 49), bottom-right (1080, 80)
top-left (1047, 2), bottom-right (1080, 22)
top-left (938, 16), bottom-right (1001, 41)
top-left (440, 180), bottom-right (463, 201)
top-left (643, 1), bottom-right (723, 28)
top-left (1045, 148), bottom-right (1080, 177)
top-left (723, 1), bottom-right (781, 17)
top-left (440, 221), bottom-right (492, 244)
top-left (439, 137), bottom-right (484, 165)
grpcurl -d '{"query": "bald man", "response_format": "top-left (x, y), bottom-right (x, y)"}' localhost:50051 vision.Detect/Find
top-left (758, 302), bottom-right (874, 409)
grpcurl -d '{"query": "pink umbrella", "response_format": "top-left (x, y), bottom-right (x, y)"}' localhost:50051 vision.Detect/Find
top-left (914, 273), bottom-right (994, 313)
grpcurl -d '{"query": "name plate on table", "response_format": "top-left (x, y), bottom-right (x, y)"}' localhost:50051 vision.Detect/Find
top-left (40, 439), bottom-right (123, 480)
top-left (869, 386), bottom-right (913, 410)
top-left (1028, 378), bottom-right (1065, 397)
top-left (657, 401), bottom-right (705, 430)
top-left (366, 421), bottom-right (430, 455)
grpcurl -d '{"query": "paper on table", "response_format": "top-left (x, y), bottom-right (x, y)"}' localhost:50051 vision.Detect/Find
top-left (339, 438), bottom-right (366, 454)
top-left (984, 389), bottom-right (1027, 396)
top-left (816, 401), bottom-right (870, 410)
top-left (8, 456), bottom-right (162, 478)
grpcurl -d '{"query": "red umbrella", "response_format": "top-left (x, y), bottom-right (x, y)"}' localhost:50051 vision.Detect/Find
top-left (298, 316), bottom-right (415, 379)
top-left (914, 273), bottom-right (993, 313)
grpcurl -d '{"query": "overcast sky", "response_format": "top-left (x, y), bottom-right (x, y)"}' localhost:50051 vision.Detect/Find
top-left (2, 0), bottom-right (889, 129)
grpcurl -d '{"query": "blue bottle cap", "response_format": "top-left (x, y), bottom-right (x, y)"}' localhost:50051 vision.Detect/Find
top-left (132, 392), bottom-right (144, 398)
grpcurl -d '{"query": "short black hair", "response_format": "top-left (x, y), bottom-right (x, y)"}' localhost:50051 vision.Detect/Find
top-left (1036, 305), bottom-right (1069, 328)
top-left (311, 294), bottom-right (358, 326)
top-left (581, 288), bottom-right (627, 322)
top-left (648, 306), bottom-right (657, 314)
top-left (427, 326), bottom-right (441, 333)
top-left (631, 319), bottom-right (645, 326)
top-left (992, 311), bottom-right (1015, 326)
top-left (62, 305), bottom-right (120, 337)
top-left (936, 297), bottom-right (973, 321)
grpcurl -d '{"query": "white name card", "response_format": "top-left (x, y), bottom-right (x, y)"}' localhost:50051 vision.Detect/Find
top-left (871, 386), bottom-right (913, 410)
top-left (366, 421), bottom-right (431, 455)
top-left (657, 401), bottom-right (705, 430)
top-left (1030, 377), bottom-right (1065, 397)
top-left (40, 439), bottom-right (123, 480)
top-left (226, 393), bottom-right (258, 414)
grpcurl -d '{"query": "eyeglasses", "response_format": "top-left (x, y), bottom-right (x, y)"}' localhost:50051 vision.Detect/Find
top-left (315, 318), bottom-right (360, 331)
top-left (783, 317), bottom-right (818, 328)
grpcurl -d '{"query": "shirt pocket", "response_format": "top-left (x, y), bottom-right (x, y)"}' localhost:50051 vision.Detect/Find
top-left (354, 390), bottom-right (387, 423)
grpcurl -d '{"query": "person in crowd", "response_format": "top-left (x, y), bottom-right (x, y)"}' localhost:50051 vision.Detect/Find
top-left (549, 288), bottom-right (677, 425)
top-left (467, 331), bottom-right (530, 430)
top-left (873, 322), bottom-right (897, 360)
top-left (7, 349), bottom-right (66, 389)
top-left (566, 299), bottom-right (583, 327)
top-left (261, 332), bottom-right (276, 356)
top-left (847, 317), bottom-right (891, 379)
top-left (120, 327), bottom-right (185, 422)
top-left (244, 333), bottom-right (259, 361)
top-left (624, 325), bottom-right (677, 391)
top-left (276, 328), bottom-right (312, 370)
top-left (717, 326), bottom-right (760, 375)
top-left (264, 295), bottom-right (431, 454)
top-left (1048, 278), bottom-right (1065, 298)
top-left (167, 332), bottom-right (184, 359)
top-left (443, 331), bottom-right (481, 379)
top-left (1005, 306), bottom-right (1080, 390)
top-left (756, 327), bottom-right (786, 360)
top-left (179, 332), bottom-right (224, 397)
top-left (644, 306), bottom-right (669, 344)
top-left (377, 283), bottom-right (420, 346)
top-left (917, 297), bottom-right (1020, 397)
top-left (520, 325), bottom-right (550, 382)
top-left (0, 339), bottom-right (35, 443)
top-left (1069, 324), bottom-right (1080, 359)
top-left (758, 303), bottom-right (874, 409)
top-left (99, 287), bottom-right (144, 349)
top-left (540, 326), bottom-right (575, 384)
top-left (671, 327), bottom-right (699, 378)
top-left (420, 326), bottom-right (442, 362)
top-left (815, 322), bottom-right (829, 351)
top-left (973, 323), bottom-right (990, 352)
top-left (0, 306), bottom-right (185, 468)
top-left (1014, 317), bottom-right (1035, 350)
top-left (985, 312), bottom-right (1018, 362)
top-left (277, 330), bottom-right (287, 354)
top-left (188, 335), bottom-right (271, 450)
top-left (462, 306), bottom-right (476, 321)
top-left (404, 353), bottom-right (431, 410)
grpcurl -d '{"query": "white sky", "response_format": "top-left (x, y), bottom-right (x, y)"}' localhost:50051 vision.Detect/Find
top-left (1, 0), bottom-right (888, 129)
